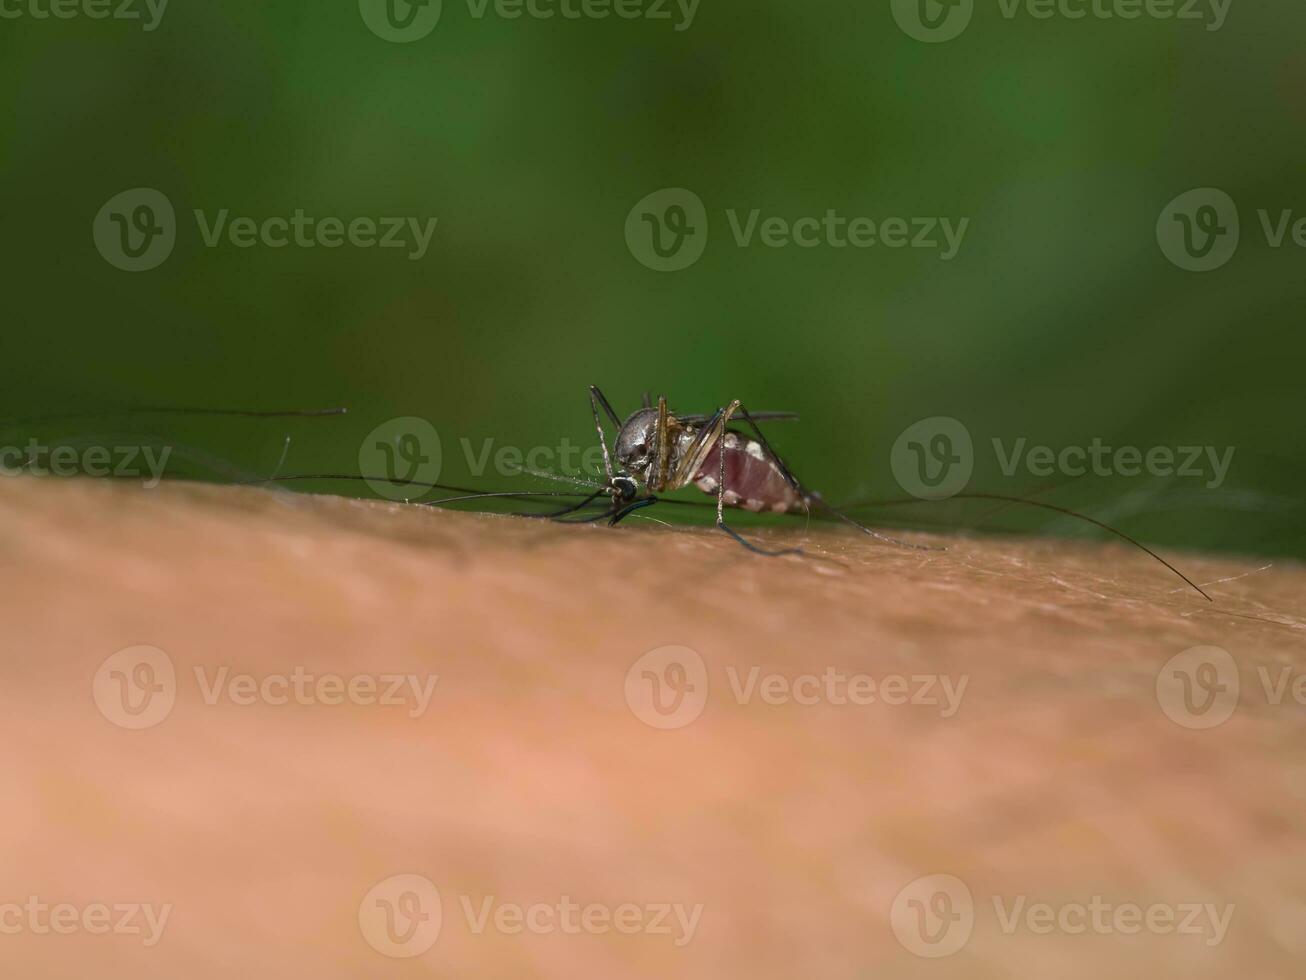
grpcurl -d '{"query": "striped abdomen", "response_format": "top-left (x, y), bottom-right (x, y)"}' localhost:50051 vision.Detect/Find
top-left (680, 430), bottom-right (805, 514)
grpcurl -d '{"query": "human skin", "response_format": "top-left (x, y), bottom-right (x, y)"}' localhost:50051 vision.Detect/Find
top-left (0, 475), bottom-right (1303, 978)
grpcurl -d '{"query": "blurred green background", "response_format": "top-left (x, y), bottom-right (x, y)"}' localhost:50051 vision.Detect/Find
top-left (2, 0), bottom-right (1303, 558)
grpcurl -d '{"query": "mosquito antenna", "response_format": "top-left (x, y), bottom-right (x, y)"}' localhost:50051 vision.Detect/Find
top-left (501, 463), bottom-right (606, 491)
top-left (259, 473), bottom-right (596, 504)
top-left (125, 406), bottom-right (347, 418)
top-left (2, 406), bottom-right (347, 427)
top-left (427, 489), bottom-right (603, 506)
top-left (839, 491), bottom-right (1212, 601)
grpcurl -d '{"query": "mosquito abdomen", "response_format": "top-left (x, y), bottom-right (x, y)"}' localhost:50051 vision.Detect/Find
top-left (688, 431), bottom-right (804, 514)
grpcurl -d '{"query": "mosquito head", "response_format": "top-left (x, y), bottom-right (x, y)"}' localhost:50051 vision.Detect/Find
top-left (614, 407), bottom-right (659, 477)
top-left (610, 473), bottom-right (639, 502)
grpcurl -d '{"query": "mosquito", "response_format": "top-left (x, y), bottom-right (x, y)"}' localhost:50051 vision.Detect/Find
top-left (538, 385), bottom-right (930, 558)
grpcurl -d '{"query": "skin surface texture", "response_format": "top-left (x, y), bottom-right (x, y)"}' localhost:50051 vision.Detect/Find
top-left (0, 476), bottom-right (1302, 978)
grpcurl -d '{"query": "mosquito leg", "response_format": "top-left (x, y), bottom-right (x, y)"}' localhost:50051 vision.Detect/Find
top-left (735, 404), bottom-right (806, 499)
top-left (735, 404), bottom-right (941, 553)
top-left (651, 395), bottom-right (673, 493)
top-left (713, 402), bottom-right (802, 558)
top-left (608, 497), bottom-right (660, 526)
top-left (588, 386), bottom-right (618, 481)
